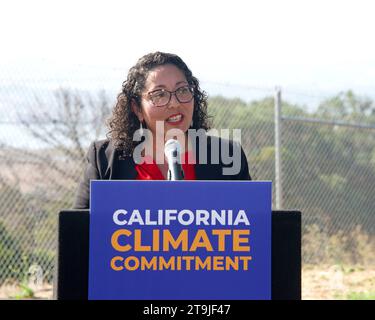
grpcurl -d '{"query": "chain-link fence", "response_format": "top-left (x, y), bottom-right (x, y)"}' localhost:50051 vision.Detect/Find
top-left (282, 117), bottom-right (375, 265)
top-left (0, 65), bottom-right (374, 298)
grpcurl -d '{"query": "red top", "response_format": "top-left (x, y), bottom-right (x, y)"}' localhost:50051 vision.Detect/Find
top-left (135, 151), bottom-right (196, 180)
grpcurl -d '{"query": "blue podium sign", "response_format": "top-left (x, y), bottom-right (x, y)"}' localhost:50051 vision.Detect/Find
top-left (88, 181), bottom-right (272, 300)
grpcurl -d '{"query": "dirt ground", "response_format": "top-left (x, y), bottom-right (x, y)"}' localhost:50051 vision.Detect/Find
top-left (302, 265), bottom-right (375, 300)
top-left (1, 265), bottom-right (374, 300)
top-left (0, 282), bottom-right (53, 300)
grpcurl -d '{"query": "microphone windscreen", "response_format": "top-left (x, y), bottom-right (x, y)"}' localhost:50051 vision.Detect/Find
top-left (164, 139), bottom-right (181, 158)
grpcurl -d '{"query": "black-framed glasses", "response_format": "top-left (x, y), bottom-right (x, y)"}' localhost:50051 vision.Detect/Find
top-left (146, 85), bottom-right (194, 107)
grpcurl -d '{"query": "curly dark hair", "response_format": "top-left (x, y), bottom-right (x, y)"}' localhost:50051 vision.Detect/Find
top-left (106, 51), bottom-right (211, 155)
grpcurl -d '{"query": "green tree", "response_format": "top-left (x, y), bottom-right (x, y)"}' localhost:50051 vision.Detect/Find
top-left (316, 90), bottom-right (375, 123)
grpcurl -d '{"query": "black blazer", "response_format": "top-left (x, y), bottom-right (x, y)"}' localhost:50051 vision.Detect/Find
top-left (73, 135), bottom-right (251, 209)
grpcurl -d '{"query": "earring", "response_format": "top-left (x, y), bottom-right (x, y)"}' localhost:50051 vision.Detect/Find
top-left (190, 119), bottom-right (194, 128)
top-left (139, 121), bottom-right (144, 135)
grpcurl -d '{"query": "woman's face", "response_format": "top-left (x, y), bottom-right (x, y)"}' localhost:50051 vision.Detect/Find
top-left (134, 64), bottom-right (194, 140)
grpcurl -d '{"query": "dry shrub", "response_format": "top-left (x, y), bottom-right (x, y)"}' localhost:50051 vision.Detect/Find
top-left (303, 224), bottom-right (375, 266)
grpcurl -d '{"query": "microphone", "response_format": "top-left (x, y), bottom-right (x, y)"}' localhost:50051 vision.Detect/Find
top-left (164, 139), bottom-right (185, 180)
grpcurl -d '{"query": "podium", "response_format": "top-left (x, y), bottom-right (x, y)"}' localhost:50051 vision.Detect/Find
top-left (54, 210), bottom-right (301, 300)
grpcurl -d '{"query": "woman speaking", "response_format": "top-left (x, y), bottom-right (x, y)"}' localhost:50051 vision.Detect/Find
top-left (74, 52), bottom-right (251, 209)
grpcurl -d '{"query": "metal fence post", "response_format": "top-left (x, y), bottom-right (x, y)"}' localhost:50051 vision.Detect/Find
top-left (274, 87), bottom-right (282, 209)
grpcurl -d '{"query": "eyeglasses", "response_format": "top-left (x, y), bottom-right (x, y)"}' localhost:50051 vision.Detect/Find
top-left (145, 85), bottom-right (194, 107)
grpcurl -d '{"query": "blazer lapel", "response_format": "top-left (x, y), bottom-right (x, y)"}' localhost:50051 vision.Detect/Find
top-left (105, 141), bottom-right (137, 180)
top-left (113, 153), bottom-right (138, 180)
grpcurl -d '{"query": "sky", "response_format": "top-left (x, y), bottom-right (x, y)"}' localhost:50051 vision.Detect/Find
top-left (1, 0), bottom-right (375, 101)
